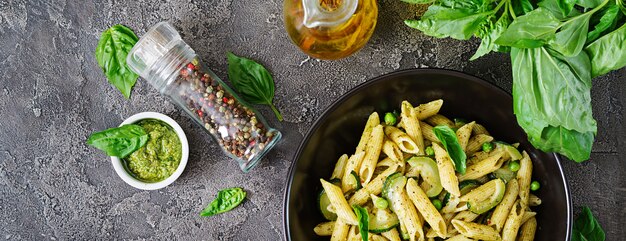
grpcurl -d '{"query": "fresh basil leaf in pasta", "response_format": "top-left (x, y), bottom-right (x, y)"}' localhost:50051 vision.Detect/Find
top-left (200, 187), bottom-right (247, 217)
top-left (572, 206), bottom-right (605, 241)
top-left (352, 205), bottom-right (369, 241)
top-left (86, 124), bottom-right (148, 158)
top-left (433, 125), bottom-right (467, 174)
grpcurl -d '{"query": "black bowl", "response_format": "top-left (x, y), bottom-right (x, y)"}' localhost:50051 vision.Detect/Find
top-left (283, 69), bottom-right (572, 241)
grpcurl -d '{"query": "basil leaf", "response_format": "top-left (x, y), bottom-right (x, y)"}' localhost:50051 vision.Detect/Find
top-left (200, 187), bottom-right (247, 217)
top-left (539, 0), bottom-right (583, 19)
top-left (557, 0), bottom-right (577, 16)
top-left (511, 47), bottom-right (597, 162)
top-left (576, 0), bottom-right (605, 9)
top-left (585, 23), bottom-right (626, 77)
top-left (405, 1), bottom-right (495, 40)
top-left (515, 0), bottom-right (535, 14)
top-left (352, 205), bottom-right (369, 241)
top-left (471, 13), bottom-right (511, 60)
top-left (86, 124), bottom-right (149, 158)
top-left (433, 125), bottom-right (467, 174)
top-left (227, 52), bottom-right (283, 121)
top-left (572, 207), bottom-right (606, 241)
top-left (495, 8), bottom-right (561, 48)
top-left (549, 13), bottom-right (591, 56)
top-left (95, 25), bottom-right (139, 99)
top-left (587, 4), bottom-right (622, 43)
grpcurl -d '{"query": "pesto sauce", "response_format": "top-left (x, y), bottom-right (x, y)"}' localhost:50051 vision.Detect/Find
top-left (124, 119), bottom-right (182, 182)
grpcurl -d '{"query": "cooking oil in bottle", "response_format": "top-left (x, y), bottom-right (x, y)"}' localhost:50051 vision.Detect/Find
top-left (284, 0), bottom-right (378, 60)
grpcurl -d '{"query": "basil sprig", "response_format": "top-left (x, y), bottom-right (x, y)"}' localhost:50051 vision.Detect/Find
top-left (227, 52), bottom-right (283, 121)
top-left (87, 124), bottom-right (148, 158)
top-left (200, 187), bottom-right (247, 217)
top-left (573, 206), bottom-right (605, 241)
top-left (402, 0), bottom-right (626, 162)
top-left (95, 24), bottom-right (139, 99)
top-left (433, 125), bottom-right (467, 174)
top-left (352, 205), bottom-right (369, 241)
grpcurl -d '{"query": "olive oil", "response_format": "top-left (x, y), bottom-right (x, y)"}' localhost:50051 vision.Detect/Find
top-left (284, 0), bottom-right (378, 60)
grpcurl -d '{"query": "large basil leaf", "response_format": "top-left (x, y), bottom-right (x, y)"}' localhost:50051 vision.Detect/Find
top-left (227, 52), bottom-right (283, 121)
top-left (433, 125), bottom-right (467, 174)
top-left (200, 187), bottom-right (247, 217)
top-left (87, 124), bottom-right (148, 158)
top-left (405, 0), bottom-right (495, 40)
top-left (585, 23), bottom-right (626, 77)
top-left (95, 25), bottom-right (139, 99)
top-left (511, 47), bottom-right (597, 162)
top-left (587, 4), bottom-right (622, 43)
top-left (576, 0), bottom-right (605, 8)
top-left (495, 8), bottom-right (561, 48)
top-left (471, 13), bottom-right (512, 60)
top-left (572, 207), bottom-right (606, 241)
top-left (352, 205), bottom-right (369, 241)
top-left (549, 13), bottom-right (591, 56)
top-left (557, 0), bottom-right (577, 16)
top-left (539, 0), bottom-right (582, 19)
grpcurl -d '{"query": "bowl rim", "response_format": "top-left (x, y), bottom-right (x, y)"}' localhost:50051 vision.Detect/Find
top-left (281, 68), bottom-right (572, 241)
top-left (110, 111), bottom-right (189, 190)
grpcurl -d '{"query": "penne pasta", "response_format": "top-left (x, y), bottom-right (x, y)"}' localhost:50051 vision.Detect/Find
top-left (458, 150), bottom-right (504, 181)
top-left (466, 134), bottom-right (494, 155)
top-left (446, 234), bottom-right (475, 241)
top-left (419, 121), bottom-right (440, 143)
top-left (356, 112), bottom-right (380, 153)
top-left (331, 154), bottom-right (349, 180)
top-left (452, 210), bottom-right (480, 223)
top-left (414, 99), bottom-right (443, 120)
top-left (472, 123), bottom-right (490, 136)
top-left (402, 101), bottom-right (425, 155)
top-left (381, 228), bottom-right (402, 241)
top-left (331, 218), bottom-right (350, 241)
top-left (455, 121), bottom-right (475, 152)
top-left (320, 179), bottom-right (358, 225)
top-left (517, 217), bottom-right (537, 241)
top-left (313, 221), bottom-right (335, 236)
top-left (425, 114), bottom-right (455, 128)
top-left (432, 142), bottom-right (461, 197)
top-left (370, 234), bottom-right (387, 241)
top-left (349, 165), bottom-right (398, 206)
top-left (451, 220), bottom-right (502, 241)
top-left (384, 126), bottom-right (420, 154)
top-left (406, 178), bottom-right (447, 238)
top-left (387, 177), bottom-right (424, 241)
top-left (382, 139), bottom-right (403, 163)
top-left (502, 200), bottom-right (526, 241)
top-left (517, 151), bottom-right (533, 205)
top-left (490, 179), bottom-right (520, 232)
top-left (360, 125), bottom-right (384, 184)
top-left (528, 194), bottom-right (542, 206)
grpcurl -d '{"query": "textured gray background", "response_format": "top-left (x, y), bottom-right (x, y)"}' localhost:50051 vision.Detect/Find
top-left (0, 0), bottom-right (624, 240)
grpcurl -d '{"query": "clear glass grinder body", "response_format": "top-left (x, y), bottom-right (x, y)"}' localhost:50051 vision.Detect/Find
top-left (126, 22), bottom-right (281, 172)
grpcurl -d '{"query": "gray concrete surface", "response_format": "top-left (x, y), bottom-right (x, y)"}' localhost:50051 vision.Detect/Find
top-left (0, 0), bottom-right (624, 240)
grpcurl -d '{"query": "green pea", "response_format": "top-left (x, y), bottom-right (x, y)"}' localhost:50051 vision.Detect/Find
top-left (530, 181), bottom-right (540, 191)
top-left (482, 142), bottom-right (494, 152)
top-left (384, 112), bottom-right (397, 126)
top-left (425, 146), bottom-right (435, 156)
top-left (432, 199), bottom-right (443, 211)
top-left (508, 161), bottom-right (521, 172)
top-left (375, 197), bottom-right (389, 209)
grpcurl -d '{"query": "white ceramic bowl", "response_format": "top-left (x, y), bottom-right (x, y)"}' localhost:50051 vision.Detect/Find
top-left (111, 112), bottom-right (189, 190)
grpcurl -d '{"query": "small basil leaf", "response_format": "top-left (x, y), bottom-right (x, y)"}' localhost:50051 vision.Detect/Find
top-left (495, 8), bottom-right (561, 48)
top-left (587, 4), bottom-right (621, 43)
top-left (87, 124), bottom-right (149, 158)
top-left (433, 125), bottom-right (467, 174)
top-left (512, 0), bottom-right (535, 15)
top-left (227, 52), bottom-right (283, 121)
top-left (95, 25), bottom-right (139, 99)
top-left (539, 0), bottom-right (582, 19)
top-left (471, 13), bottom-right (511, 60)
top-left (572, 206), bottom-right (605, 241)
top-left (200, 187), bottom-right (247, 217)
top-left (557, 0), bottom-right (577, 16)
top-left (585, 23), bottom-right (626, 77)
top-left (549, 13), bottom-right (591, 56)
top-left (352, 205), bottom-right (369, 241)
top-left (405, 2), bottom-right (495, 40)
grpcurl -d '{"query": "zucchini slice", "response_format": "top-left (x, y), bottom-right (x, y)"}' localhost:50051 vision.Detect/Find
top-left (463, 179), bottom-right (506, 214)
top-left (406, 156), bottom-right (443, 197)
top-left (369, 208), bottom-right (400, 233)
top-left (382, 172), bottom-right (402, 197)
top-left (492, 167), bottom-right (516, 182)
top-left (317, 178), bottom-right (340, 221)
top-left (343, 171), bottom-right (362, 192)
top-left (495, 142), bottom-right (522, 161)
top-left (459, 180), bottom-right (481, 195)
